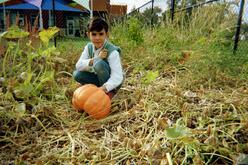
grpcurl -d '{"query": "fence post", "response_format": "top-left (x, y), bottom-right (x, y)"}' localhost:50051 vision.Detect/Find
top-left (90, 0), bottom-right (93, 18)
top-left (52, 0), bottom-right (57, 47)
top-left (3, 2), bottom-right (6, 31)
top-left (151, 0), bottom-right (154, 27)
top-left (171, 0), bottom-right (175, 22)
top-left (233, 0), bottom-right (245, 53)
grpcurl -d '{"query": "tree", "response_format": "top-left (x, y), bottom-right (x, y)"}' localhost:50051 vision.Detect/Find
top-left (167, 0), bottom-right (207, 9)
top-left (166, 0), bottom-right (207, 21)
top-left (140, 6), bottom-right (162, 26)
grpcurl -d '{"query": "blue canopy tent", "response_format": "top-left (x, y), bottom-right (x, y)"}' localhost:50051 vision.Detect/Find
top-left (41, 0), bottom-right (87, 12)
top-left (0, 0), bottom-right (83, 12)
top-left (0, 0), bottom-right (89, 31)
top-left (42, 0), bottom-right (81, 12)
top-left (0, 2), bottom-right (38, 10)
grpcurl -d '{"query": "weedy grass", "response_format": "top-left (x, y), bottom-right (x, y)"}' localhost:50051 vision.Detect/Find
top-left (1, 2), bottom-right (248, 165)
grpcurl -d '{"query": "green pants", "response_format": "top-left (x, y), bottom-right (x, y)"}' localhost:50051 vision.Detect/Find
top-left (73, 59), bottom-right (110, 87)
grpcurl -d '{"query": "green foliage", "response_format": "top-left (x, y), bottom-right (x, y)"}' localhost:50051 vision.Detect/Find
top-left (114, 2), bottom-right (248, 90)
top-left (39, 27), bottom-right (59, 46)
top-left (1, 26), bottom-right (64, 101)
top-left (141, 70), bottom-right (159, 85)
top-left (167, 0), bottom-right (207, 9)
top-left (165, 125), bottom-right (190, 139)
top-left (126, 17), bottom-right (144, 44)
top-left (137, 6), bottom-right (162, 26)
top-left (188, 4), bottom-right (232, 37)
top-left (0, 1), bottom-right (248, 164)
top-left (2, 26), bottom-right (29, 39)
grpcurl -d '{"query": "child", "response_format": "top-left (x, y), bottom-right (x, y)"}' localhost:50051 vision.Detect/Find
top-left (73, 17), bottom-right (123, 99)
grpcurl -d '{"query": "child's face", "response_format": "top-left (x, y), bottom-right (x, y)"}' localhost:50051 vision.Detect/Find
top-left (88, 29), bottom-right (108, 49)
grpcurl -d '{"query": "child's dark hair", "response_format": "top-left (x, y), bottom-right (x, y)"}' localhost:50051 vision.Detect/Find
top-left (87, 17), bottom-right (109, 32)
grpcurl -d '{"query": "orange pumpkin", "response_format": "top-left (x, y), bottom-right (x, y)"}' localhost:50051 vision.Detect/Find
top-left (72, 84), bottom-right (111, 119)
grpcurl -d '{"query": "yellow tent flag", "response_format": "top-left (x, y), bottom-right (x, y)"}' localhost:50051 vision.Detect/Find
top-left (72, 0), bottom-right (90, 10)
top-left (0, 0), bottom-right (9, 4)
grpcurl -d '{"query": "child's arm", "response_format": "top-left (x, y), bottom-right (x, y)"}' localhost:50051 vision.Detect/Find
top-left (88, 49), bottom-right (107, 66)
top-left (75, 46), bottom-right (93, 71)
top-left (102, 50), bottom-right (123, 92)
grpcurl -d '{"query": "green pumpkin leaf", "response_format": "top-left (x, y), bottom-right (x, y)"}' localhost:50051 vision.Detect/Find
top-left (35, 71), bottom-right (55, 92)
top-left (2, 26), bottom-right (29, 39)
top-left (39, 27), bottom-right (59, 46)
top-left (165, 126), bottom-right (189, 139)
top-left (142, 70), bottom-right (159, 84)
top-left (15, 83), bottom-right (34, 98)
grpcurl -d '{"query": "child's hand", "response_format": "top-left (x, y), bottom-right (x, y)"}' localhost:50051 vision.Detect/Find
top-left (99, 49), bottom-right (108, 59)
top-left (100, 86), bottom-right (107, 93)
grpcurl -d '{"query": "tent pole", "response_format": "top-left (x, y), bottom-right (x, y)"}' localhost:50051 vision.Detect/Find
top-left (90, 0), bottom-right (93, 18)
top-left (3, 2), bottom-right (6, 31)
top-left (52, 0), bottom-right (56, 26)
top-left (48, 10), bottom-right (52, 26)
top-left (52, 0), bottom-right (57, 47)
top-left (39, 7), bottom-right (43, 30)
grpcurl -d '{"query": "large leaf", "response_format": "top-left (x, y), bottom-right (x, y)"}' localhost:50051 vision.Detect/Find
top-left (142, 70), bottom-right (159, 85)
top-left (39, 27), bottom-right (59, 46)
top-left (165, 126), bottom-right (190, 139)
top-left (2, 26), bottom-right (29, 39)
top-left (35, 70), bottom-right (55, 92)
top-left (15, 83), bottom-right (34, 98)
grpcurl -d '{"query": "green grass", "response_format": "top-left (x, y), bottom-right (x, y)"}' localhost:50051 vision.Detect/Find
top-left (56, 37), bottom-right (89, 51)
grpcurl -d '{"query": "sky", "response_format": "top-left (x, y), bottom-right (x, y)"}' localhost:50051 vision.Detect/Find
top-left (110, 0), bottom-right (168, 13)
top-left (110, 0), bottom-right (247, 22)
top-left (110, 0), bottom-right (148, 13)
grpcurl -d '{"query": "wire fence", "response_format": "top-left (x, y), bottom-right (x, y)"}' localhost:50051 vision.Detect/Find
top-left (112, 0), bottom-right (168, 27)
top-left (234, 0), bottom-right (247, 54)
top-left (112, 0), bottom-right (247, 53)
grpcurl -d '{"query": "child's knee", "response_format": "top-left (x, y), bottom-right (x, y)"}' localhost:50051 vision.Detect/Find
top-left (93, 60), bottom-right (106, 72)
top-left (73, 70), bottom-right (80, 81)
top-left (94, 60), bottom-right (104, 72)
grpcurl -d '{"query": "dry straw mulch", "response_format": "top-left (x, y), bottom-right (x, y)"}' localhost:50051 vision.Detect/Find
top-left (1, 71), bottom-right (248, 164)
